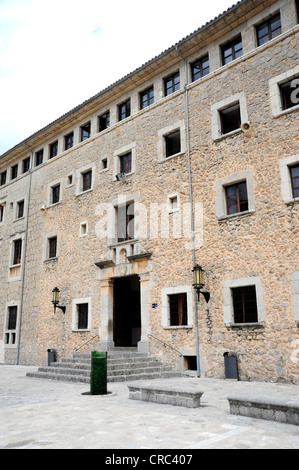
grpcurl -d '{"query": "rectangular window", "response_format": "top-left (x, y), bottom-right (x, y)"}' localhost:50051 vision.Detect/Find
top-left (77, 303), bottom-right (88, 330)
top-left (13, 239), bottom-right (22, 266)
top-left (0, 171), bottom-right (7, 186)
top-left (64, 132), bottom-right (74, 150)
top-left (290, 164), bottom-right (299, 198)
top-left (51, 184), bottom-right (60, 205)
top-left (0, 204), bottom-right (4, 223)
top-left (99, 111), bottom-right (110, 131)
top-left (82, 170), bottom-right (92, 192)
top-left (49, 141), bottom-right (58, 159)
top-left (118, 99), bottom-right (131, 121)
top-left (48, 236), bottom-right (57, 259)
top-left (168, 293), bottom-right (188, 326)
top-left (232, 286), bottom-right (258, 323)
top-left (280, 79), bottom-right (299, 110)
top-left (225, 181), bottom-right (248, 215)
top-left (16, 200), bottom-right (24, 219)
top-left (5, 306), bottom-right (18, 344)
top-left (35, 150), bottom-right (43, 166)
top-left (117, 203), bottom-right (134, 242)
top-left (256, 13), bottom-right (281, 46)
top-left (119, 152), bottom-right (132, 175)
top-left (11, 164), bottom-right (18, 180)
top-left (165, 130), bottom-right (181, 157)
top-left (220, 104), bottom-right (241, 135)
top-left (140, 86), bottom-right (154, 109)
top-left (164, 72), bottom-right (180, 96)
top-left (221, 36), bottom-right (243, 65)
top-left (22, 157), bottom-right (30, 173)
top-left (191, 55), bottom-right (210, 81)
top-left (80, 122), bottom-right (91, 142)
top-left (296, 0), bottom-right (299, 23)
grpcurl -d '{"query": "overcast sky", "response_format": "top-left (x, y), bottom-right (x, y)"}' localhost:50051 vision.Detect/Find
top-left (0, 0), bottom-right (236, 155)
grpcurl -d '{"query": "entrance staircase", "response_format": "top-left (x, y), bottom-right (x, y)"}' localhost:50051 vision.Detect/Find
top-left (26, 348), bottom-right (182, 384)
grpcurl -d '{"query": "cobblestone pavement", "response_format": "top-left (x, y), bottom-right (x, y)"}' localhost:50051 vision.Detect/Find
top-left (0, 365), bottom-right (298, 450)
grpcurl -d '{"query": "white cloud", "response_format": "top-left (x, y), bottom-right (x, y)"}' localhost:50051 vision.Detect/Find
top-left (0, 0), bottom-right (236, 154)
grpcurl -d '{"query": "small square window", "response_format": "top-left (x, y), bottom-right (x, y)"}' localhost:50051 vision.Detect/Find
top-left (11, 165), bottom-right (18, 180)
top-left (256, 13), bottom-right (281, 46)
top-left (0, 171), bottom-right (7, 186)
top-left (118, 100), bottom-right (131, 121)
top-left (221, 36), bottom-right (243, 65)
top-left (99, 111), bottom-right (110, 132)
top-left (101, 158), bottom-right (108, 170)
top-left (168, 195), bottom-right (179, 212)
top-left (290, 164), bottom-right (299, 199)
top-left (220, 104), bottom-right (241, 135)
top-left (35, 150), bottom-right (43, 167)
top-left (16, 200), bottom-right (24, 219)
top-left (232, 286), bottom-right (258, 323)
top-left (67, 174), bottom-right (73, 186)
top-left (22, 157), bottom-right (30, 173)
top-left (51, 184), bottom-right (60, 205)
top-left (280, 79), bottom-right (299, 110)
top-left (49, 141), bottom-right (58, 159)
top-left (164, 72), bottom-right (180, 96)
top-left (191, 55), bottom-right (210, 82)
top-left (165, 131), bottom-right (181, 157)
top-left (140, 86), bottom-right (154, 109)
top-left (48, 236), bottom-right (57, 259)
top-left (64, 132), bottom-right (74, 150)
top-left (80, 122), bottom-right (91, 142)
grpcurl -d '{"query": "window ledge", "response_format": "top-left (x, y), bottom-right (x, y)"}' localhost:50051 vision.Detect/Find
top-left (108, 238), bottom-right (139, 248)
top-left (226, 322), bottom-right (265, 328)
top-left (44, 257), bottom-right (58, 264)
top-left (163, 325), bottom-right (193, 330)
top-left (159, 151), bottom-right (185, 163)
top-left (213, 128), bottom-right (243, 142)
top-left (48, 201), bottom-right (61, 209)
top-left (76, 188), bottom-right (93, 197)
top-left (285, 197), bottom-right (299, 206)
top-left (273, 104), bottom-right (299, 118)
top-left (218, 209), bottom-right (255, 222)
top-left (14, 216), bottom-right (25, 222)
top-left (72, 329), bottom-right (90, 333)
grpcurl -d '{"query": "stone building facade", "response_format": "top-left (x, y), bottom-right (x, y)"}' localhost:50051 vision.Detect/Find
top-left (0, 0), bottom-right (298, 383)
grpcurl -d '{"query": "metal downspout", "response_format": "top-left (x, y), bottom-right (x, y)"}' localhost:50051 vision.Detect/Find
top-left (16, 143), bottom-right (33, 365)
top-left (175, 45), bottom-right (200, 377)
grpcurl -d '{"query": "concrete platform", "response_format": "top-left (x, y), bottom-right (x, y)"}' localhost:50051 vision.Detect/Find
top-left (1, 365), bottom-right (299, 449)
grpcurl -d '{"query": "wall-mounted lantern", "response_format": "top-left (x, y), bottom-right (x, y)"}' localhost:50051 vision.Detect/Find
top-left (52, 287), bottom-right (66, 314)
top-left (192, 265), bottom-right (210, 303)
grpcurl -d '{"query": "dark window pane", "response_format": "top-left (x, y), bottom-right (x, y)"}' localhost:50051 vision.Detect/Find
top-left (99, 112), bottom-right (110, 131)
top-left (77, 303), bottom-right (88, 329)
top-left (164, 72), bottom-right (180, 96)
top-left (118, 100), bottom-right (131, 121)
top-left (232, 286), bottom-right (258, 323)
top-left (140, 86), bottom-right (154, 109)
top-left (65, 133), bottom-right (74, 150)
top-left (82, 170), bottom-right (92, 192)
top-left (35, 150), bottom-right (43, 166)
top-left (49, 237), bottom-right (57, 259)
top-left (17, 200), bottom-right (24, 219)
top-left (222, 36), bottom-right (243, 65)
top-left (280, 79), bottom-right (299, 110)
top-left (52, 185), bottom-right (60, 204)
top-left (165, 131), bottom-right (181, 157)
top-left (8, 306), bottom-right (18, 330)
top-left (225, 181), bottom-right (248, 215)
top-left (22, 157), bottom-right (30, 173)
top-left (13, 239), bottom-right (22, 265)
top-left (1, 171), bottom-right (7, 186)
top-left (117, 203), bottom-right (134, 242)
top-left (191, 55), bottom-right (210, 81)
top-left (49, 141), bottom-right (58, 159)
top-left (220, 104), bottom-right (241, 134)
top-left (11, 165), bottom-right (18, 180)
top-left (291, 164), bottom-right (299, 198)
top-left (81, 122), bottom-right (91, 142)
top-left (169, 293), bottom-right (188, 326)
top-left (119, 152), bottom-right (132, 174)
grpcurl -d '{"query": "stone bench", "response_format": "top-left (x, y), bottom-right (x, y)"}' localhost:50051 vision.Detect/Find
top-left (227, 396), bottom-right (299, 426)
top-left (128, 383), bottom-right (204, 408)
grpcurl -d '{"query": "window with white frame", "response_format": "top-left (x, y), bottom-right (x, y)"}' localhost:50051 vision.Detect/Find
top-left (215, 170), bottom-right (255, 220)
top-left (269, 66), bottom-right (299, 116)
top-left (0, 202), bottom-right (5, 224)
top-left (223, 277), bottom-right (265, 326)
top-left (4, 304), bottom-right (18, 346)
top-left (76, 164), bottom-right (95, 195)
top-left (114, 143), bottom-right (136, 180)
top-left (279, 154), bottom-right (299, 203)
top-left (162, 286), bottom-right (193, 329)
top-left (167, 193), bottom-right (179, 213)
top-left (211, 93), bottom-right (249, 140)
top-left (72, 298), bottom-right (91, 331)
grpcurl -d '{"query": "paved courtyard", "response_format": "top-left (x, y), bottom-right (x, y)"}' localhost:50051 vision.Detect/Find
top-left (0, 365), bottom-right (298, 450)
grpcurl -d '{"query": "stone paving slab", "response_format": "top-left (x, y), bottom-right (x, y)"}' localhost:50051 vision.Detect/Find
top-left (0, 365), bottom-right (299, 450)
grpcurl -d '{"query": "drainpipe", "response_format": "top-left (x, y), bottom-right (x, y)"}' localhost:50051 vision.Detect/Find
top-left (16, 143), bottom-right (33, 365)
top-left (175, 44), bottom-right (200, 378)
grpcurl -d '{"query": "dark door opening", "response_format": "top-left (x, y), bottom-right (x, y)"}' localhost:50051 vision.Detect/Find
top-left (113, 275), bottom-right (141, 347)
